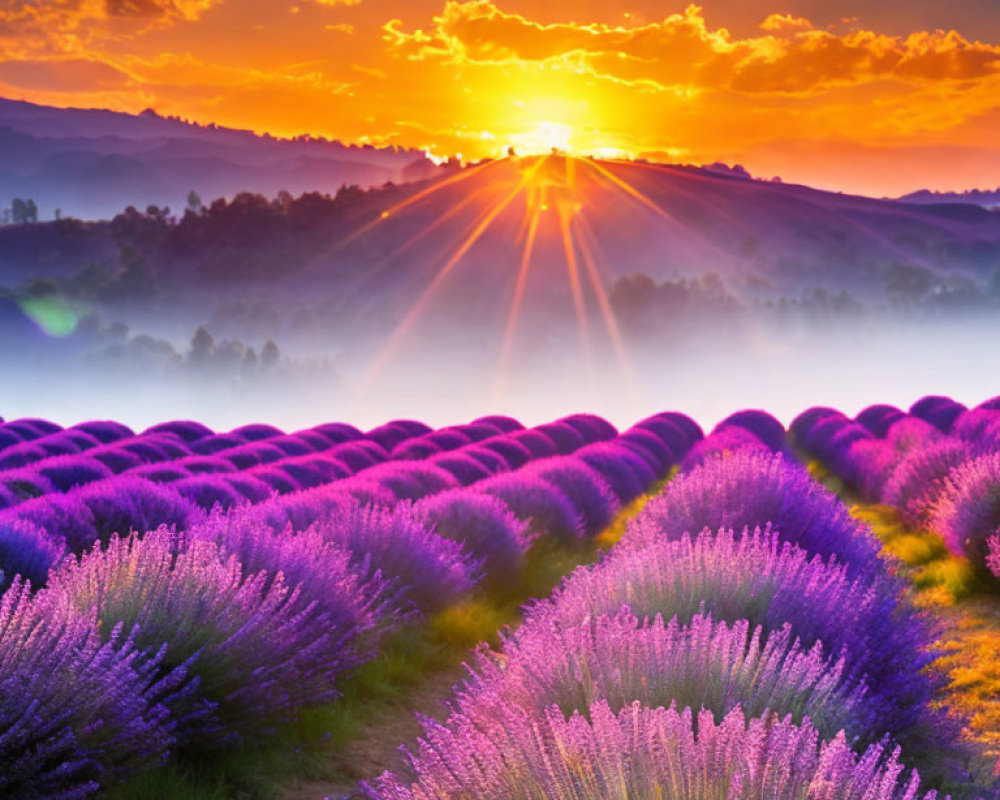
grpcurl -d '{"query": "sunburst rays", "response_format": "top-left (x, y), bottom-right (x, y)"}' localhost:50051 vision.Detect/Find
top-left (349, 154), bottom-right (693, 408)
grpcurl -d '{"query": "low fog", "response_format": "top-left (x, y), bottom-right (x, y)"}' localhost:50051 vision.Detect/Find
top-left (1, 312), bottom-right (995, 434)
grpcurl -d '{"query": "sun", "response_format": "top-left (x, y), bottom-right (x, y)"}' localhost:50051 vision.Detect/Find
top-left (508, 121), bottom-right (574, 155)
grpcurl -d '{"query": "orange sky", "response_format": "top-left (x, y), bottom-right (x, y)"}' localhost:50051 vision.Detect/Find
top-left (2, 0), bottom-right (1000, 196)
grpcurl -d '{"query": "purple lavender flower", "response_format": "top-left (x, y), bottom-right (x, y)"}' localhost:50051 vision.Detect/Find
top-left (291, 429), bottom-right (337, 451)
top-left (416, 490), bottom-right (529, 585)
top-left (882, 440), bottom-right (974, 527)
top-left (2, 494), bottom-right (99, 552)
top-left (573, 442), bottom-right (655, 503)
top-left (191, 433), bottom-right (247, 455)
top-left (4, 418), bottom-right (62, 438)
top-left (629, 449), bottom-right (883, 574)
top-left (70, 420), bottom-right (135, 444)
top-left (128, 463), bottom-right (191, 483)
top-left (840, 438), bottom-right (898, 502)
top-left (36, 456), bottom-right (114, 492)
top-left (0, 442), bottom-right (49, 469)
top-left (680, 427), bottom-right (771, 471)
top-left (0, 428), bottom-right (24, 449)
top-left (329, 440), bottom-right (388, 472)
top-left (509, 429), bottom-right (559, 459)
top-left (532, 423), bottom-right (586, 454)
top-left (221, 473), bottom-right (277, 503)
top-left (46, 526), bottom-right (379, 747)
top-left (556, 413), bottom-right (618, 443)
top-left (518, 457), bottom-right (620, 537)
top-left (309, 499), bottom-right (481, 614)
top-left (0, 518), bottom-right (66, 587)
top-left (365, 462), bottom-right (458, 501)
top-left (171, 475), bottom-right (249, 511)
top-left (460, 445), bottom-right (510, 473)
top-left (142, 420), bottom-right (213, 442)
top-left (470, 414), bottom-right (523, 432)
top-left (72, 476), bottom-right (204, 541)
top-left (0, 466), bottom-right (57, 501)
top-left (714, 409), bottom-right (788, 452)
top-left (885, 417), bottom-right (943, 451)
top-left (86, 445), bottom-right (144, 474)
top-left (478, 436), bottom-right (533, 468)
top-left (32, 432), bottom-right (86, 457)
top-left (616, 428), bottom-right (674, 477)
top-left (223, 442), bottom-right (287, 469)
top-left (428, 452), bottom-right (494, 486)
top-left (987, 532), bottom-right (1000, 579)
top-left (391, 439), bottom-right (443, 460)
top-left (309, 422), bottom-right (364, 444)
top-left (366, 420), bottom-right (432, 451)
top-left (365, 700), bottom-right (938, 800)
top-left (543, 526), bottom-right (938, 741)
top-left (228, 423), bottom-right (284, 441)
top-left (909, 396), bottom-right (967, 434)
top-left (451, 422), bottom-right (504, 441)
top-left (247, 465), bottom-right (302, 494)
top-left (2, 578), bottom-right (176, 798)
top-left (930, 451), bottom-right (1000, 568)
top-left (424, 429), bottom-right (474, 451)
top-left (855, 404), bottom-right (906, 437)
top-left (474, 473), bottom-right (585, 545)
top-left (456, 608), bottom-right (868, 744)
top-left (951, 408), bottom-right (1000, 443)
top-left (790, 405), bottom-right (846, 442)
top-left (137, 433), bottom-right (192, 459)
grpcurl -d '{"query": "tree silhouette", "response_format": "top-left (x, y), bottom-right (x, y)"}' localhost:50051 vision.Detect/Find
top-left (11, 198), bottom-right (38, 224)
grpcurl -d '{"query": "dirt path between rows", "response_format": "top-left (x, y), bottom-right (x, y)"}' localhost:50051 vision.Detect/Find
top-left (278, 663), bottom-right (468, 800)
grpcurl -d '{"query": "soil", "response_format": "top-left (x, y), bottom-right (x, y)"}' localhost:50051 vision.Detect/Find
top-left (277, 664), bottom-right (468, 800)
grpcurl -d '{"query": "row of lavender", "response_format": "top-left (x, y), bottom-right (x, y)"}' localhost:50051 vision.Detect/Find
top-left (792, 394), bottom-right (1000, 578)
top-left (0, 411), bottom-right (695, 800)
top-left (364, 414), bottom-right (949, 799)
top-left (0, 411), bottom-right (693, 589)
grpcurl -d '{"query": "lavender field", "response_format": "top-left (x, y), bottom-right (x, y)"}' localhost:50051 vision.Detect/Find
top-left (1, 398), bottom-right (1000, 799)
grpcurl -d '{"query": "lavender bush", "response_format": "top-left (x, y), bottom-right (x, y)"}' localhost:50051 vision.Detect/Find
top-left (629, 449), bottom-right (883, 574)
top-left (882, 440), bottom-right (974, 528)
top-left (1, 578), bottom-right (176, 798)
top-left (366, 700), bottom-right (938, 800)
top-left (540, 527), bottom-right (939, 742)
top-left (518, 458), bottom-right (620, 537)
top-left (45, 527), bottom-right (377, 747)
top-left (474, 473), bottom-right (585, 545)
top-left (930, 451), bottom-right (1000, 568)
top-left (456, 607), bottom-right (868, 743)
top-left (416, 490), bottom-right (529, 585)
top-left (309, 499), bottom-right (481, 614)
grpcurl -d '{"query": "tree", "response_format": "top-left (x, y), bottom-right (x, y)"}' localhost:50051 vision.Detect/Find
top-left (11, 198), bottom-right (38, 224)
top-left (261, 340), bottom-right (280, 370)
top-left (187, 191), bottom-right (203, 215)
top-left (189, 326), bottom-right (215, 366)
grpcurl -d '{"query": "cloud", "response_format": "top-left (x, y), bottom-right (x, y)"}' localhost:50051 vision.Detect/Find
top-left (383, 1), bottom-right (1000, 94)
top-left (0, 57), bottom-right (133, 90)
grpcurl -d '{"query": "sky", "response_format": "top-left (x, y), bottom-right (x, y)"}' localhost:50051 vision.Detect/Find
top-left (2, 0), bottom-right (1000, 196)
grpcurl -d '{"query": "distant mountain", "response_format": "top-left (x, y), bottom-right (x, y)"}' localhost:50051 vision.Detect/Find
top-left (2, 153), bottom-right (999, 348)
top-left (898, 187), bottom-right (1000, 208)
top-left (0, 98), bottom-right (432, 220)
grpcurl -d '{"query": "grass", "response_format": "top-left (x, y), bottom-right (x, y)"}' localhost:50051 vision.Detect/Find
top-left (842, 493), bottom-right (1000, 793)
top-left (103, 486), bottom-right (663, 800)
